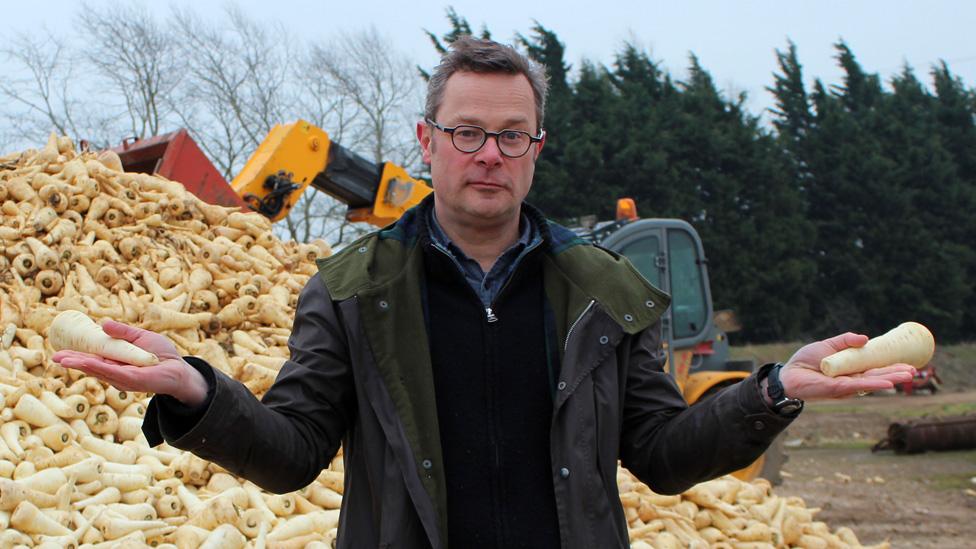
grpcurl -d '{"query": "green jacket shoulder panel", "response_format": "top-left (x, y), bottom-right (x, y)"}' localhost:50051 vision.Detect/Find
top-left (315, 201), bottom-right (426, 300)
top-left (548, 242), bottom-right (670, 334)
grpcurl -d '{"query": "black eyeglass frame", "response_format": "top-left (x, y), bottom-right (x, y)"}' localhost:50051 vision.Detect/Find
top-left (425, 118), bottom-right (545, 158)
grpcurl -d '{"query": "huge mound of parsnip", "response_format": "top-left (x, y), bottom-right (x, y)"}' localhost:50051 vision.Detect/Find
top-left (0, 135), bottom-right (887, 548)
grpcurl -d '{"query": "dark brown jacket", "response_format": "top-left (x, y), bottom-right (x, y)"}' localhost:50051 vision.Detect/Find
top-left (144, 199), bottom-right (795, 548)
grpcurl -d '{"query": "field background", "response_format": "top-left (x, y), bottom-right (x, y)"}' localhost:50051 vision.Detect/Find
top-left (730, 342), bottom-right (976, 548)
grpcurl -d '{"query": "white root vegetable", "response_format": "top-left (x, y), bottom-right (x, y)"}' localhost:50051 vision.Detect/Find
top-left (72, 486), bottom-right (121, 509)
top-left (0, 477), bottom-right (59, 510)
top-left (16, 466), bottom-right (66, 494)
top-left (820, 321), bottom-right (936, 377)
top-left (200, 523), bottom-right (247, 549)
top-left (40, 390), bottom-right (90, 419)
top-left (48, 309), bottom-right (159, 366)
top-left (13, 393), bottom-right (62, 427)
top-left (79, 435), bottom-right (137, 464)
top-left (266, 509), bottom-right (340, 541)
top-left (10, 499), bottom-right (72, 536)
top-left (61, 456), bottom-right (103, 484)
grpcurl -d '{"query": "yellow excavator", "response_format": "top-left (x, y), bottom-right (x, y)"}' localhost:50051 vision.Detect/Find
top-left (114, 120), bottom-right (784, 483)
top-left (113, 120), bottom-right (431, 227)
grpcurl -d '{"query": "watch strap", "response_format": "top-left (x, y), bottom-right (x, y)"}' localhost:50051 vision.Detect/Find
top-left (765, 362), bottom-right (804, 415)
top-left (767, 362), bottom-right (788, 401)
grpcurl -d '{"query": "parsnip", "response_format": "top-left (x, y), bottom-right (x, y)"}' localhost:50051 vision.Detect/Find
top-left (73, 487), bottom-right (122, 509)
top-left (267, 509), bottom-right (340, 541)
top-left (0, 478), bottom-right (59, 510)
top-left (10, 499), bottom-right (72, 536)
top-left (820, 321), bottom-right (935, 377)
top-left (49, 310), bottom-right (159, 366)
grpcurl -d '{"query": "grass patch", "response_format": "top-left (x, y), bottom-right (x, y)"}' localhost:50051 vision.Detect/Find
top-left (925, 472), bottom-right (976, 491)
top-left (802, 403), bottom-right (869, 414)
top-left (729, 342), bottom-right (804, 365)
top-left (890, 401), bottom-right (976, 418)
top-left (812, 438), bottom-right (875, 450)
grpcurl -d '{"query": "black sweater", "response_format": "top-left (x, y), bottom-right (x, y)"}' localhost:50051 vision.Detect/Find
top-left (423, 241), bottom-right (561, 549)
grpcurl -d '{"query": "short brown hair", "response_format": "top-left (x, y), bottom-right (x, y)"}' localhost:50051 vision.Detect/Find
top-left (425, 36), bottom-right (549, 132)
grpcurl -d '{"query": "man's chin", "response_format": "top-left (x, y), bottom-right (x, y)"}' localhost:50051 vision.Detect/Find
top-left (461, 202), bottom-right (518, 224)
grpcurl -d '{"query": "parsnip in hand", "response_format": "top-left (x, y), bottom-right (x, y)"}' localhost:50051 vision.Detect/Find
top-left (49, 310), bottom-right (159, 366)
top-left (820, 321), bottom-right (934, 377)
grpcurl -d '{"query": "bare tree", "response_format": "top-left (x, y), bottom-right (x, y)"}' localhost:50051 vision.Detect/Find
top-left (306, 27), bottom-right (423, 167)
top-left (287, 27), bottom-right (425, 246)
top-left (170, 5), bottom-right (295, 179)
top-left (78, 2), bottom-right (183, 140)
top-left (0, 4), bottom-right (425, 248)
top-left (0, 30), bottom-right (115, 147)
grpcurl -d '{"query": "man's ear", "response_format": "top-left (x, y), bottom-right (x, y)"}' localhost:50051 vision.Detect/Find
top-left (417, 121), bottom-right (432, 164)
top-left (533, 131), bottom-right (546, 160)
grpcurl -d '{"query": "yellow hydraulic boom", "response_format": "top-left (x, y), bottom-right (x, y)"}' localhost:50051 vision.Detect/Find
top-left (232, 120), bottom-right (431, 226)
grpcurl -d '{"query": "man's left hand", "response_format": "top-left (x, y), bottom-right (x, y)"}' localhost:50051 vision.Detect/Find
top-left (780, 332), bottom-right (917, 400)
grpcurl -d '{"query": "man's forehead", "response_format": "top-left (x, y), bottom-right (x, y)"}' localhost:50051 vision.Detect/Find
top-left (438, 72), bottom-right (536, 128)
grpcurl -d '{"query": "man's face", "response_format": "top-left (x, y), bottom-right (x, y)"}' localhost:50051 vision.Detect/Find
top-left (417, 71), bottom-right (544, 229)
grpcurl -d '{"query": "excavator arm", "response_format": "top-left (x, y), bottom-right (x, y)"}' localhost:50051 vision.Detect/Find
top-left (114, 120), bottom-right (431, 227)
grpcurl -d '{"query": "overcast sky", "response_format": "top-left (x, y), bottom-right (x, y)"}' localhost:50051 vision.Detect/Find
top-left (5, 0), bottom-right (976, 122)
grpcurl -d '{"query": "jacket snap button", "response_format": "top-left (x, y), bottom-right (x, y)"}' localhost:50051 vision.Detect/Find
top-left (378, 300), bottom-right (389, 310)
top-left (422, 459), bottom-right (433, 469)
top-left (624, 314), bottom-right (634, 322)
top-left (645, 300), bottom-right (655, 308)
top-left (559, 467), bottom-right (570, 479)
top-left (358, 246), bottom-right (368, 253)
top-left (753, 420), bottom-right (766, 431)
top-left (599, 336), bottom-right (609, 344)
top-left (557, 381), bottom-right (567, 391)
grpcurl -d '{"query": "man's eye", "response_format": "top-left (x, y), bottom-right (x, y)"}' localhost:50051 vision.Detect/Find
top-left (456, 129), bottom-right (481, 139)
top-left (501, 131), bottom-right (525, 142)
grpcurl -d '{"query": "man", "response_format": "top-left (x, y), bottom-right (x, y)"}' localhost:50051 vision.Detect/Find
top-left (55, 37), bottom-right (915, 549)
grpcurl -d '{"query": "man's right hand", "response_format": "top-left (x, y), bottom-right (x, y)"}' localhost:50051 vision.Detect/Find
top-left (52, 320), bottom-right (210, 407)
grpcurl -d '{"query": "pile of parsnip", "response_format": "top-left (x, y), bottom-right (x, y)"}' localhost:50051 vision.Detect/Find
top-left (0, 135), bottom-right (886, 548)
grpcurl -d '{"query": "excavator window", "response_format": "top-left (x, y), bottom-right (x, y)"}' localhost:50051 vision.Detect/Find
top-left (618, 235), bottom-right (662, 287)
top-left (668, 229), bottom-right (708, 340)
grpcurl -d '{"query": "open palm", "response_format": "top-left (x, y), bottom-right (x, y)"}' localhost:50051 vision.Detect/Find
top-left (52, 320), bottom-right (207, 405)
top-left (780, 332), bottom-right (916, 400)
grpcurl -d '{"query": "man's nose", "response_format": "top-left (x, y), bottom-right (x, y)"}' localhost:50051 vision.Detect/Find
top-left (474, 135), bottom-right (504, 167)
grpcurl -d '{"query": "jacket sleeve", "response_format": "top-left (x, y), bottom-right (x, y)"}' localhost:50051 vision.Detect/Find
top-left (142, 273), bottom-right (356, 493)
top-left (618, 321), bottom-right (797, 495)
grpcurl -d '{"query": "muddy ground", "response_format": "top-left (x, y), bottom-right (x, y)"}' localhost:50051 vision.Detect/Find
top-left (772, 390), bottom-right (976, 548)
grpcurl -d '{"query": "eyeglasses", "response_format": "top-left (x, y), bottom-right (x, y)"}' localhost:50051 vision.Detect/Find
top-left (426, 118), bottom-right (545, 158)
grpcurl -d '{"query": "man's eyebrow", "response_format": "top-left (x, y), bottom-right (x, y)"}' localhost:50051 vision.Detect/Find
top-left (454, 115), bottom-right (531, 128)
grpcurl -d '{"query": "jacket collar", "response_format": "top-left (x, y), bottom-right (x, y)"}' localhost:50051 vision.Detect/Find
top-left (316, 192), bottom-right (669, 335)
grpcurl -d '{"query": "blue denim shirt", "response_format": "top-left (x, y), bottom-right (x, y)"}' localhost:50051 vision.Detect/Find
top-left (427, 208), bottom-right (542, 307)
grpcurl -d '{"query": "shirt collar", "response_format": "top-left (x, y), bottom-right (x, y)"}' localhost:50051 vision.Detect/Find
top-left (427, 207), bottom-right (535, 259)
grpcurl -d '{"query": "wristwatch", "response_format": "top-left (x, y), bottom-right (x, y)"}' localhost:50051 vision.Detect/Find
top-left (765, 363), bottom-right (804, 415)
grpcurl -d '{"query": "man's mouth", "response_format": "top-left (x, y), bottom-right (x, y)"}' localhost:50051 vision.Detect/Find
top-left (468, 180), bottom-right (506, 189)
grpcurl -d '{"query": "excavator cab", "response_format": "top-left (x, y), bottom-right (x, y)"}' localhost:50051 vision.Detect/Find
top-left (601, 216), bottom-right (755, 398)
top-left (598, 208), bottom-right (782, 483)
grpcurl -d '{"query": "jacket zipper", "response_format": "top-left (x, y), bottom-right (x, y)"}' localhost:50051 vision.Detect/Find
top-left (432, 236), bottom-right (544, 325)
top-left (483, 237), bottom-right (544, 324)
top-left (564, 299), bottom-right (595, 352)
top-left (430, 242), bottom-right (497, 323)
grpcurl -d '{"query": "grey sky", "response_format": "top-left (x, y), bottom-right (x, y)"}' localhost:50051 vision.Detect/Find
top-left (5, 0), bottom-right (975, 121)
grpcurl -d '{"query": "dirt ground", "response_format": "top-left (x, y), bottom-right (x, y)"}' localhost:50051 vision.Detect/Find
top-left (772, 390), bottom-right (976, 548)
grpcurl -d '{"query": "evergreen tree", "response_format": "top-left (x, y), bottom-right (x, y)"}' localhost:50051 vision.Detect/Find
top-left (418, 7), bottom-right (491, 79)
top-left (421, 13), bottom-right (976, 342)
